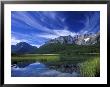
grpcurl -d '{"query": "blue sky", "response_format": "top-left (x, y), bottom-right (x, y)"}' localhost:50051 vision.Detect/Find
top-left (11, 11), bottom-right (100, 47)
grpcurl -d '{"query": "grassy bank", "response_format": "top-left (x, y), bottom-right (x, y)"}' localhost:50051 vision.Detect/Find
top-left (78, 57), bottom-right (100, 77)
top-left (11, 54), bottom-right (60, 63)
top-left (11, 54), bottom-right (100, 77)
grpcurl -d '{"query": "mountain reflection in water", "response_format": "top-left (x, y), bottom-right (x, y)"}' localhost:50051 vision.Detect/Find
top-left (11, 62), bottom-right (80, 77)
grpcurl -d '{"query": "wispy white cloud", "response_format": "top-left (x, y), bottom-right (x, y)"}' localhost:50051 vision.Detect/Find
top-left (41, 11), bottom-right (57, 20)
top-left (34, 28), bottom-right (77, 40)
top-left (11, 11), bottom-right (99, 46)
top-left (12, 12), bottom-right (52, 33)
top-left (12, 36), bottom-right (42, 48)
top-left (53, 29), bottom-right (77, 37)
top-left (37, 33), bottom-right (58, 39)
top-left (12, 12), bottom-right (68, 35)
top-left (31, 44), bottom-right (43, 48)
top-left (12, 12), bottom-right (77, 40)
top-left (11, 36), bottom-right (27, 45)
top-left (79, 12), bottom-right (100, 34)
top-left (12, 31), bottom-right (47, 45)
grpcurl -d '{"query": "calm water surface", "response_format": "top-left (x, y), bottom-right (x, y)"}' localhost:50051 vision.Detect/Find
top-left (11, 62), bottom-right (80, 77)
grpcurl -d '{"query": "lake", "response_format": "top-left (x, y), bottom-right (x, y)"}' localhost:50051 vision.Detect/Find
top-left (11, 61), bottom-right (80, 77)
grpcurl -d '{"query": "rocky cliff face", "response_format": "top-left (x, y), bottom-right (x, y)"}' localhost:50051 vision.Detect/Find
top-left (46, 32), bottom-right (100, 45)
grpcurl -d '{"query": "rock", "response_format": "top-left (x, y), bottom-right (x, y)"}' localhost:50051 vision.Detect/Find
top-left (46, 32), bottom-right (100, 45)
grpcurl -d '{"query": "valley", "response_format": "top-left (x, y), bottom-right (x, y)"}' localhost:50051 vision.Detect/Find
top-left (11, 33), bottom-right (100, 77)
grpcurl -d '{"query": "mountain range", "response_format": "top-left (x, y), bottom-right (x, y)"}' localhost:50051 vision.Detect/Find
top-left (46, 32), bottom-right (100, 45)
top-left (11, 32), bottom-right (100, 54)
top-left (11, 42), bottom-right (37, 54)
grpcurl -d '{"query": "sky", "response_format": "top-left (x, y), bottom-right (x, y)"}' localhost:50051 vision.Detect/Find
top-left (11, 11), bottom-right (100, 47)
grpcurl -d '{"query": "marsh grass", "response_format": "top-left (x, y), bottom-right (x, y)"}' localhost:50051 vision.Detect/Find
top-left (78, 57), bottom-right (100, 77)
top-left (12, 54), bottom-right (60, 63)
top-left (12, 54), bottom-right (100, 77)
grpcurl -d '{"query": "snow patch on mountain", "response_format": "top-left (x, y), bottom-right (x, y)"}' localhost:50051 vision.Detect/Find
top-left (84, 38), bottom-right (90, 42)
top-left (46, 32), bottom-right (100, 45)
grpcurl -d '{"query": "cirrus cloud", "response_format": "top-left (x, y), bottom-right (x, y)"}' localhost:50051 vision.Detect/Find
top-left (11, 11), bottom-right (100, 47)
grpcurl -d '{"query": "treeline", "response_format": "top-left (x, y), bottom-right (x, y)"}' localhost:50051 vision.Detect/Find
top-left (12, 42), bottom-right (100, 56)
top-left (36, 43), bottom-right (100, 55)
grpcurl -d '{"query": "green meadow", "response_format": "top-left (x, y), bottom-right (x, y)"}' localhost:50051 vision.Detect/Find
top-left (12, 54), bottom-right (60, 63)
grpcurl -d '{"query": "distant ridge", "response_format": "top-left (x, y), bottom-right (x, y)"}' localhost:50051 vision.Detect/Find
top-left (46, 32), bottom-right (100, 45)
top-left (11, 42), bottom-right (37, 54)
top-left (11, 32), bottom-right (100, 54)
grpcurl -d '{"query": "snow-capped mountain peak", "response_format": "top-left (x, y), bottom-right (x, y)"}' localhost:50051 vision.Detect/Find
top-left (46, 32), bottom-right (100, 45)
